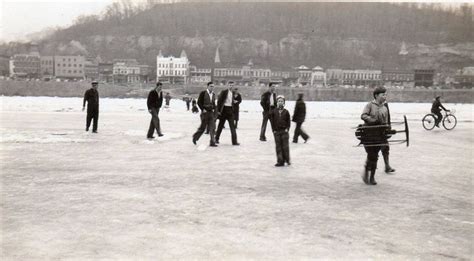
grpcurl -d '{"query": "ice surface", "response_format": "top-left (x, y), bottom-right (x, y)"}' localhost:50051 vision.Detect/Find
top-left (0, 96), bottom-right (473, 259)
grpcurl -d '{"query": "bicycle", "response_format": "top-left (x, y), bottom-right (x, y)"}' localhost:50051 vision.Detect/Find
top-left (422, 109), bottom-right (457, 131)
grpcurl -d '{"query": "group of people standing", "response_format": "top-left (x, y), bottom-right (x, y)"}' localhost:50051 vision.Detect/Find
top-left (82, 80), bottom-right (449, 183)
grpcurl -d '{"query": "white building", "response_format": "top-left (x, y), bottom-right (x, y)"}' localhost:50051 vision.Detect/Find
top-left (310, 66), bottom-right (327, 87)
top-left (342, 69), bottom-right (382, 86)
top-left (156, 50), bottom-right (190, 84)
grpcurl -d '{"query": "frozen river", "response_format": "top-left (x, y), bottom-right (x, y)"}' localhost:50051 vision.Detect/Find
top-left (1, 96), bottom-right (473, 259)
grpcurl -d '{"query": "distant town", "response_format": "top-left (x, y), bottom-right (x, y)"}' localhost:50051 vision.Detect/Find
top-left (2, 43), bottom-right (473, 89)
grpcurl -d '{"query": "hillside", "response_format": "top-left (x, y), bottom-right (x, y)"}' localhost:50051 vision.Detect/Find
top-left (1, 2), bottom-right (473, 72)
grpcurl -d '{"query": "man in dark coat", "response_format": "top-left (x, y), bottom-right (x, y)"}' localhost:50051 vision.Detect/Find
top-left (146, 82), bottom-right (164, 139)
top-left (259, 82), bottom-right (277, 141)
top-left (292, 93), bottom-right (310, 143)
top-left (192, 82), bottom-right (218, 147)
top-left (82, 81), bottom-right (99, 133)
top-left (183, 94), bottom-right (191, 111)
top-left (271, 95), bottom-right (291, 167)
top-left (431, 96), bottom-right (449, 127)
top-left (164, 92), bottom-right (172, 107)
top-left (215, 81), bottom-right (239, 145)
top-left (191, 98), bottom-right (199, 113)
top-left (232, 87), bottom-right (242, 129)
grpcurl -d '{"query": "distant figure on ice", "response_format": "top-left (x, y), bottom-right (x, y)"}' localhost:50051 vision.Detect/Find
top-left (292, 93), bottom-right (310, 143)
top-left (260, 82), bottom-right (278, 141)
top-left (82, 81), bottom-right (99, 133)
top-left (215, 81), bottom-right (240, 146)
top-left (271, 95), bottom-right (291, 167)
top-left (360, 86), bottom-right (391, 185)
top-left (164, 92), bottom-right (172, 108)
top-left (431, 96), bottom-right (450, 128)
top-left (146, 82), bottom-right (164, 139)
top-left (191, 98), bottom-right (199, 113)
top-left (192, 82), bottom-right (218, 147)
top-left (232, 86), bottom-right (242, 129)
top-left (183, 94), bottom-right (192, 111)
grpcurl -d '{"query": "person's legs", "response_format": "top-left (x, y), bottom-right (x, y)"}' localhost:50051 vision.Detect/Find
top-left (92, 110), bottom-right (99, 132)
top-left (300, 122), bottom-right (309, 141)
top-left (260, 111), bottom-right (269, 140)
top-left (382, 145), bottom-right (395, 173)
top-left (215, 117), bottom-right (225, 143)
top-left (293, 122), bottom-right (302, 142)
top-left (193, 113), bottom-right (207, 143)
top-left (434, 111), bottom-right (442, 127)
top-left (208, 112), bottom-right (217, 146)
top-left (86, 111), bottom-right (92, 131)
top-left (363, 146), bottom-right (380, 185)
top-left (274, 132), bottom-right (284, 166)
top-left (282, 131), bottom-right (290, 164)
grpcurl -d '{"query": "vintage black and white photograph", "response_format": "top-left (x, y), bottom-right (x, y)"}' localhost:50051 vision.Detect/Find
top-left (1, 0), bottom-right (473, 259)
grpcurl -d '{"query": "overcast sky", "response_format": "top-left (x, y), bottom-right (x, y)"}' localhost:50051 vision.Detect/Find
top-left (0, 0), bottom-right (468, 43)
top-left (0, 0), bottom-right (115, 42)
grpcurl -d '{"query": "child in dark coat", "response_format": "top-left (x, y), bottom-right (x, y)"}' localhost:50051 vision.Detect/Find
top-left (271, 95), bottom-right (291, 167)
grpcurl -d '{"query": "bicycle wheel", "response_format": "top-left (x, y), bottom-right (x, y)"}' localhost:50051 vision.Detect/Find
top-left (422, 114), bottom-right (436, 130)
top-left (443, 114), bottom-right (457, 130)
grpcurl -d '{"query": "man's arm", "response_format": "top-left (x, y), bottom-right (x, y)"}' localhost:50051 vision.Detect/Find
top-left (197, 91), bottom-right (205, 111)
top-left (147, 91), bottom-right (153, 111)
top-left (439, 102), bottom-right (448, 111)
top-left (82, 90), bottom-right (88, 110)
top-left (361, 103), bottom-right (377, 124)
top-left (260, 93), bottom-right (267, 110)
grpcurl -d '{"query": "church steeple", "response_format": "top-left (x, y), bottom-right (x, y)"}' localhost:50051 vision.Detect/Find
top-left (214, 47), bottom-right (221, 64)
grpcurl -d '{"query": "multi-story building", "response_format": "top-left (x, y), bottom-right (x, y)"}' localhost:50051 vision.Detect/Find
top-left (0, 55), bottom-right (10, 76)
top-left (54, 55), bottom-right (85, 80)
top-left (414, 69), bottom-right (435, 87)
top-left (156, 50), bottom-right (189, 84)
top-left (326, 69), bottom-right (344, 86)
top-left (296, 65), bottom-right (312, 86)
top-left (310, 66), bottom-right (327, 87)
top-left (454, 67), bottom-right (474, 89)
top-left (84, 57), bottom-right (100, 81)
top-left (9, 54), bottom-right (41, 78)
top-left (190, 66), bottom-right (212, 84)
top-left (342, 69), bottom-right (382, 86)
top-left (113, 59), bottom-right (149, 83)
top-left (98, 62), bottom-right (113, 83)
top-left (40, 56), bottom-right (54, 79)
top-left (382, 69), bottom-right (414, 88)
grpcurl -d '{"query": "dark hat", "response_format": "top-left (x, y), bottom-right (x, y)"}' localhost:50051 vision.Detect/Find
top-left (373, 86), bottom-right (387, 98)
top-left (435, 95), bottom-right (441, 99)
top-left (91, 81), bottom-right (98, 85)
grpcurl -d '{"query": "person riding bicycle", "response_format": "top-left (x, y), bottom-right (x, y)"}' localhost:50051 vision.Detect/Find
top-left (431, 96), bottom-right (450, 128)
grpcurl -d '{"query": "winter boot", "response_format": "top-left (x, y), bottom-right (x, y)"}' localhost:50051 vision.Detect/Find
top-left (383, 154), bottom-right (396, 174)
top-left (362, 161), bottom-right (370, 185)
top-left (369, 162), bottom-right (377, 185)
